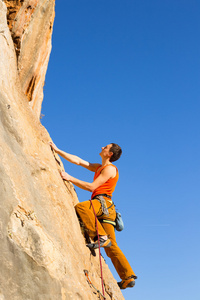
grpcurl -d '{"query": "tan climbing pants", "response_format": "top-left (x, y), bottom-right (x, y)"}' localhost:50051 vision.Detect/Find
top-left (75, 199), bottom-right (136, 280)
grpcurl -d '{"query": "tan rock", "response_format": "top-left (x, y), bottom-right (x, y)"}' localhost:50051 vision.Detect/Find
top-left (4, 0), bottom-right (55, 118)
top-left (0, 1), bottom-right (125, 299)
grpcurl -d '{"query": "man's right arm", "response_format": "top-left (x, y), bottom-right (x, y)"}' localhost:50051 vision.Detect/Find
top-left (49, 142), bottom-right (100, 172)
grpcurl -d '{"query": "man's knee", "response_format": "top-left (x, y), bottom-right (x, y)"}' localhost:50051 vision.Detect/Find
top-left (75, 203), bottom-right (84, 217)
top-left (75, 201), bottom-right (90, 214)
top-left (75, 201), bottom-right (85, 208)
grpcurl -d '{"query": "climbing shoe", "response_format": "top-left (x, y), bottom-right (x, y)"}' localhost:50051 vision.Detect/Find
top-left (86, 237), bottom-right (111, 249)
top-left (117, 275), bottom-right (137, 289)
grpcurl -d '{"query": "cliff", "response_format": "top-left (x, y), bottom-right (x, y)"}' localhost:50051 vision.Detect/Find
top-left (0, 1), bottom-right (124, 299)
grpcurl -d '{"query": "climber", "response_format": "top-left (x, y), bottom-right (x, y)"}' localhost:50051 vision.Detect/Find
top-left (49, 142), bottom-right (137, 289)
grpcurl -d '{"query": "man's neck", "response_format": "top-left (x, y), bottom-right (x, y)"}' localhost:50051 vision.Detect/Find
top-left (101, 158), bottom-right (112, 167)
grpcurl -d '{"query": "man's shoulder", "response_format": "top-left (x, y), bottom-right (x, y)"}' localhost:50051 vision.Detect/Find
top-left (101, 164), bottom-right (117, 176)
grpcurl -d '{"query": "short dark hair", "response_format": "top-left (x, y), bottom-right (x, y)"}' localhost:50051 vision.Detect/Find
top-left (109, 143), bottom-right (122, 162)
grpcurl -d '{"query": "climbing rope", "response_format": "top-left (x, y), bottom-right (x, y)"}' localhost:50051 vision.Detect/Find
top-left (89, 199), bottom-right (105, 298)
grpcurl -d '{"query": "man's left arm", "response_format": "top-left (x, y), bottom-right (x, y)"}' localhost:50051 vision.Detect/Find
top-left (61, 165), bottom-right (116, 192)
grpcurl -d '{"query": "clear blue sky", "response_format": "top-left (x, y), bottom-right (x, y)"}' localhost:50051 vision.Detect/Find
top-left (42, 1), bottom-right (200, 299)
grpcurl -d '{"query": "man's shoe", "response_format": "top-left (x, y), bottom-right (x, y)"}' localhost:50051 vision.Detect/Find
top-left (118, 276), bottom-right (136, 289)
top-left (86, 237), bottom-right (111, 249)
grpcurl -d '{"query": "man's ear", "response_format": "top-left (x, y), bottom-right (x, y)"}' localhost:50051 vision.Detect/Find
top-left (109, 151), bottom-right (113, 158)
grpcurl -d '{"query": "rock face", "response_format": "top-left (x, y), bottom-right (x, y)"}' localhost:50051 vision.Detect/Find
top-left (0, 1), bottom-right (124, 299)
top-left (4, 0), bottom-right (55, 117)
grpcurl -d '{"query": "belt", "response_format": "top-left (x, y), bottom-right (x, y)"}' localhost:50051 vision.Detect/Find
top-left (91, 193), bottom-right (112, 200)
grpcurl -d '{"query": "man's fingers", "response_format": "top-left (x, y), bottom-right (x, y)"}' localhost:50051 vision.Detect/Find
top-left (60, 171), bottom-right (70, 181)
top-left (49, 141), bottom-right (57, 151)
top-left (61, 171), bottom-right (66, 178)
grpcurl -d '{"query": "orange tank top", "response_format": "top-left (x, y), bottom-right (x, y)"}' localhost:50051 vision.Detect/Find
top-left (91, 164), bottom-right (119, 199)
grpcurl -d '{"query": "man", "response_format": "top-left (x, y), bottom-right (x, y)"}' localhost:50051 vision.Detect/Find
top-left (49, 142), bottom-right (137, 289)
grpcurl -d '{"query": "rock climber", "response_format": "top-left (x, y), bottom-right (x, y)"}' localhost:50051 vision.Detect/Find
top-left (49, 142), bottom-right (137, 289)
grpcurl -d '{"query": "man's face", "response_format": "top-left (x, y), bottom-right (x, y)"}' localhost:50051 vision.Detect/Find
top-left (100, 144), bottom-right (113, 159)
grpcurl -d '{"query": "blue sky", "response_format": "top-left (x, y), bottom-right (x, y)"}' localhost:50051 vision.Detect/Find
top-left (42, 1), bottom-right (200, 299)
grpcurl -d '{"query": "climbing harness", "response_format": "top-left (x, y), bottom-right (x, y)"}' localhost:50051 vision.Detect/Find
top-left (92, 194), bottom-right (124, 231)
top-left (93, 195), bottom-right (109, 215)
top-left (92, 194), bottom-right (114, 217)
top-left (84, 270), bottom-right (106, 299)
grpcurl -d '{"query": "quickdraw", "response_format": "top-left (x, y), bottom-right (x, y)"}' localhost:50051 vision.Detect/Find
top-left (84, 270), bottom-right (106, 299)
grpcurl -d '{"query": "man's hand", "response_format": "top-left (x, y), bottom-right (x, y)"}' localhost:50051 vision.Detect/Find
top-left (49, 142), bottom-right (59, 153)
top-left (59, 165), bottom-right (116, 192)
top-left (61, 171), bottom-right (71, 181)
